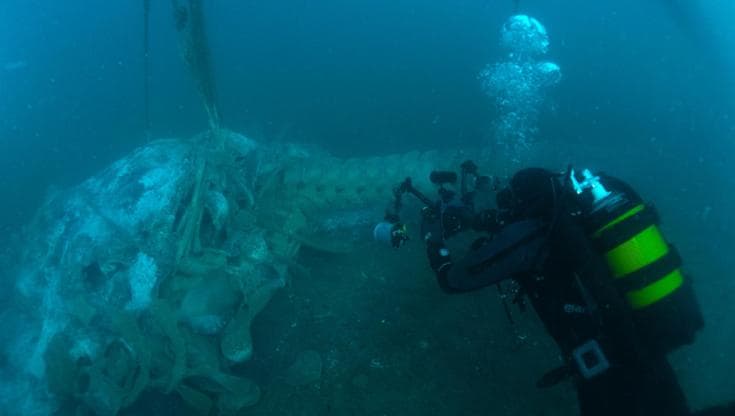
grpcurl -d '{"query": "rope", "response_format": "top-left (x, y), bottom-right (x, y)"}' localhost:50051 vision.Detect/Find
top-left (144, 0), bottom-right (151, 140)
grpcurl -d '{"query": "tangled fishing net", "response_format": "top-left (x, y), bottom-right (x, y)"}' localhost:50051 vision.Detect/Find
top-left (2, 131), bottom-right (283, 415)
top-left (0, 128), bottom-right (471, 415)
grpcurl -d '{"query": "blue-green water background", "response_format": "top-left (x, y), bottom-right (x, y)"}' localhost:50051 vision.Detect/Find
top-left (1, 0), bottom-right (733, 228)
top-left (0, 0), bottom-right (734, 413)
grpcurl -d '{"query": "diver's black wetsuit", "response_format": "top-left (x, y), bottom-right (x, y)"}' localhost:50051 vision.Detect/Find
top-left (422, 168), bottom-right (730, 416)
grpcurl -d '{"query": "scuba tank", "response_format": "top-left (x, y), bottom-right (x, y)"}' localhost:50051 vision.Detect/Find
top-left (570, 169), bottom-right (703, 354)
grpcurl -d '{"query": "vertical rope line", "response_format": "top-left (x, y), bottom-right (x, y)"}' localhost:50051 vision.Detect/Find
top-left (144, 0), bottom-right (151, 140)
top-left (171, 0), bottom-right (221, 133)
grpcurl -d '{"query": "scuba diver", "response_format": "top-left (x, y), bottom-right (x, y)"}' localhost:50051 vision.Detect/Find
top-left (375, 161), bottom-right (734, 416)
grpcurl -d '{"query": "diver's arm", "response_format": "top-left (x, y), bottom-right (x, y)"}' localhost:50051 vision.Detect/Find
top-left (428, 240), bottom-right (518, 293)
top-left (423, 205), bottom-right (507, 293)
top-left (421, 206), bottom-right (473, 293)
top-left (426, 240), bottom-right (472, 293)
top-left (428, 216), bottom-right (548, 294)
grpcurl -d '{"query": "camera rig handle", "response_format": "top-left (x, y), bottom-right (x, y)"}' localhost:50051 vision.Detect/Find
top-left (385, 177), bottom-right (434, 223)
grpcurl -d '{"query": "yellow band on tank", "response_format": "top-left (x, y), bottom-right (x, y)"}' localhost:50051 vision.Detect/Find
top-left (626, 269), bottom-right (684, 309)
top-left (604, 225), bottom-right (669, 278)
top-left (593, 204), bottom-right (646, 238)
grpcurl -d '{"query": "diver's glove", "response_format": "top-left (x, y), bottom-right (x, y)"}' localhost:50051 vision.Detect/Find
top-left (426, 240), bottom-right (452, 273)
top-left (421, 205), bottom-right (452, 273)
top-left (420, 206), bottom-right (443, 243)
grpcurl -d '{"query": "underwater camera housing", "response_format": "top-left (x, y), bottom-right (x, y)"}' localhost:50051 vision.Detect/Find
top-left (374, 160), bottom-right (491, 247)
top-left (429, 170), bottom-right (457, 186)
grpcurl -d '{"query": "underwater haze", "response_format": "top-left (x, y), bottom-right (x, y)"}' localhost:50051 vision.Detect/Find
top-left (1, 0), bottom-right (734, 415)
top-left (1, 0), bottom-right (734, 227)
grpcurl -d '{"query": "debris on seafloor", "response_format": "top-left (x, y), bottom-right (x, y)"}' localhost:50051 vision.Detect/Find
top-left (3, 126), bottom-right (478, 415)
